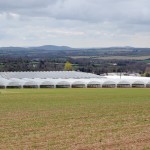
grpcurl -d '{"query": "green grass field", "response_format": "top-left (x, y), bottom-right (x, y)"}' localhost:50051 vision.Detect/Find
top-left (0, 89), bottom-right (150, 150)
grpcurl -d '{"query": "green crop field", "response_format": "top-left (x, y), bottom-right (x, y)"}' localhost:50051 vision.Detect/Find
top-left (0, 89), bottom-right (150, 150)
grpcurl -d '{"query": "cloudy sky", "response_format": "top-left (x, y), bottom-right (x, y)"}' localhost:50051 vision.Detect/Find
top-left (0, 0), bottom-right (150, 48)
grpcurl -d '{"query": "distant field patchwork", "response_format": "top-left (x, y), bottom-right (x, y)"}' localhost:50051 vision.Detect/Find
top-left (0, 89), bottom-right (150, 150)
top-left (71, 55), bottom-right (150, 60)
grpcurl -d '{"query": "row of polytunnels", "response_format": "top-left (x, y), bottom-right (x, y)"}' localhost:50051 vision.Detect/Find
top-left (0, 80), bottom-right (150, 88)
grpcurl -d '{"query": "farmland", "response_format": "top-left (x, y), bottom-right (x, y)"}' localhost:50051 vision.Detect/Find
top-left (71, 55), bottom-right (150, 60)
top-left (0, 89), bottom-right (150, 150)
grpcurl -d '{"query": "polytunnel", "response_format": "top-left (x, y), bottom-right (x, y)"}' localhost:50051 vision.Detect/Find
top-left (56, 81), bottom-right (70, 88)
top-left (40, 81), bottom-right (55, 88)
top-left (23, 80), bottom-right (39, 88)
top-left (0, 81), bottom-right (6, 89)
top-left (146, 81), bottom-right (150, 88)
top-left (1, 71), bottom-right (150, 89)
top-left (71, 81), bottom-right (86, 88)
top-left (132, 81), bottom-right (145, 88)
top-left (0, 78), bottom-right (9, 89)
top-left (87, 81), bottom-right (101, 88)
top-left (7, 81), bottom-right (22, 88)
top-left (117, 80), bottom-right (131, 88)
top-left (102, 80), bottom-right (116, 88)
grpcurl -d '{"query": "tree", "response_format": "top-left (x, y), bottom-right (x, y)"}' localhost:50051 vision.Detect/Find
top-left (144, 72), bottom-right (150, 77)
top-left (64, 61), bottom-right (72, 71)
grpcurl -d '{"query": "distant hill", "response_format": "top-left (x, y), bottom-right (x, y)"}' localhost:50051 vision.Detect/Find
top-left (0, 45), bottom-right (150, 59)
top-left (29, 45), bottom-right (74, 51)
top-left (0, 47), bottom-right (27, 51)
top-left (0, 45), bottom-right (150, 51)
top-left (0, 45), bottom-right (74, 51)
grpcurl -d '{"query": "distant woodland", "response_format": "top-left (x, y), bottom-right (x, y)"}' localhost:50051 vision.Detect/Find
top-left (0, 46), bottom-right (150, 75)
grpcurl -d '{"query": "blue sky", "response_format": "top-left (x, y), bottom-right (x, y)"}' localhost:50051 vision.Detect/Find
top-left (0, 0), bottom-right (150, 48)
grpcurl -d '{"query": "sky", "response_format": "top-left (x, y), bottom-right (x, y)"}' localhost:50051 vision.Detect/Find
top-left (0, 0), bottom-right (150, 48)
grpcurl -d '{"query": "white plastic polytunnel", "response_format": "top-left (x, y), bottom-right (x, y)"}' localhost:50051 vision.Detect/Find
top-left (0, 81), bottom-right (6, 88)
top-left (40, 81), bottom-right (55, 88)
top-left (87, 81), bottom-right (101, 88)
top-left (56, 81), bottom-right (71, 88)
top-left (146, 81), bottom-right (150, 88)
top-left (71, 81), bottom-right (86, 88)
top-left (132, 80), bottom-right (145, 88)
top-left (23, 80), bottom-right (39, 88)
top-left (117, 80), bottom-right (131, 88)
top-left (0, 78), bottom-right (9, 88)
top-left (102, 80), bottom-right (116, 88)
top-left (0, 71), bottom-right (101, 79)
top-left (0, 71), bottom-right (150, 89)
top-left (7, 81), bottom-right (22, 88)
top-left (32, 78), bottom-right (44, 85)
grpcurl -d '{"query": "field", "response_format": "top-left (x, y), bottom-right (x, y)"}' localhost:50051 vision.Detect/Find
top-left (0, 89), bottom-right (150, 150)
top-left (71, 55), bottom-right (150, 60)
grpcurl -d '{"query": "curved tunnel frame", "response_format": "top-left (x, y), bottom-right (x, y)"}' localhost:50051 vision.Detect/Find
top-left (131, 81), bottom-right (145, 88)
top-left (117, 81), bottom-right (131, 88)
top-left (23, 81), bottom-right (39, 88)
top-left (40, 81), bottom-right (55, 88)
top-left (6, 81), bottom-right (22, 89)
top-left (56, 81), bottom-right (71, 88)
top-left (71, 81), bottom-right (86, 88)
top-left (102, 81), bottom-right (116, 88)
top-left (0, 78), bottom-right (150, 89)
top-left (87, 81), bottom-right (101, 88)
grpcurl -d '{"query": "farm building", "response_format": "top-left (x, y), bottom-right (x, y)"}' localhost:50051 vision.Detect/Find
top-left (0, 71), bottom-right (150, 88)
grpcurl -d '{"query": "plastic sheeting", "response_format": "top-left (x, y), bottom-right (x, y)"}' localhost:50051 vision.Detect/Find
top-left (0, 71), bottom-right (150, 88)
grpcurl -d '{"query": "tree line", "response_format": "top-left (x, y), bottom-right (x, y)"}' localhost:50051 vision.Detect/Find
top-left (0, 56), bottom-right (150, 76)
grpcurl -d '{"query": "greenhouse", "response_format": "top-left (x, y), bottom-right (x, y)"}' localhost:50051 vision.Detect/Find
top-left (117, 81), bottom-right (131, 88)
top-left (102, 81), bottom-right (116, 88)
top-left (131, 81), bottom-right (145, 88)
top-left (0, 71), bottom-right (150, 89)
top-left (87, 81), bottom-right (101, 88)
top-left (72, 81), bottom-right (86, 88)
top-left (146, 81), bottom-right (150, 88)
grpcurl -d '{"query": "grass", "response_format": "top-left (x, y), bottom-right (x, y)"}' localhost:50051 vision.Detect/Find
top-left (0, 88), bottom-right (150, 150)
